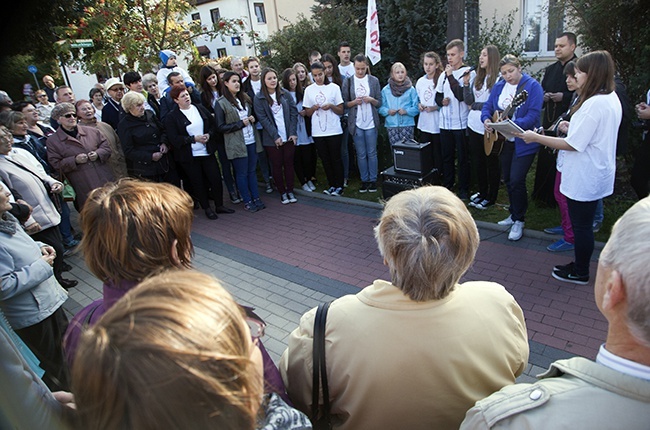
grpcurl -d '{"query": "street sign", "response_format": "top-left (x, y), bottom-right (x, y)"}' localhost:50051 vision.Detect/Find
top-left (70, 39), bottom-right (94, 48)
top-left (28, 65), bottom-right (38, 74)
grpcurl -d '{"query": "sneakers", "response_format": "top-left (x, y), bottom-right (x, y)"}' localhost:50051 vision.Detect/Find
top-left (508, 221), bottom-right (524, 241)
top-left (592, 221), bottom-right (602, 233)
top-left (552, 265), bottom-right (589, 285)
top-left (498, 215), bottom-right (515, 226)
top-left (229, 191), bottom-right (242, 204)
top-left (323, 186), bottom-right (335, 195)
top-left (367, 182), bottom-right (377, 193)
top-left (547, 239), bottom-right (574, 252)
top-left (473, 199), bottom-right (492, 210)
top-left (302, 183), bottom-right (313, 192)
top-left (287, 192), bottom-right (297, 203)
top-left (281, 193), bottom-right (290, 204)
top-left (63, 238), bottom-right (80, 248)
top-left (253, 198), bottom-right (266, 210)
top-left (331, 187), bottom-right (343, 196)
top-left (307, 180), bottom-right (316, 191)
top-left (343, 178), bottom-right (348, 188)
top-left (544, 225), bottom-right (564, 235)
top-left (553, 262), bottom-right (575, 273)
top-left (470, 192), bottom-right (482, 204)
top-left (265, 182), bottom-right (273, 194)
top-left (244, 201), bottom-right (259, 213)
top-left (359, 182), bottom-right (369, 193)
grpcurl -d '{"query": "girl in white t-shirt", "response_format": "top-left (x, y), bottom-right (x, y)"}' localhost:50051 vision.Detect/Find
top-left (518, 51), bottom-right (622, 285)
top-left (416, 52), bottom-right (444, 173)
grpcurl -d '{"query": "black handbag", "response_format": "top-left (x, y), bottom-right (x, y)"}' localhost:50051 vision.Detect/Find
top-left (311, 302), bottom-right (333, 430)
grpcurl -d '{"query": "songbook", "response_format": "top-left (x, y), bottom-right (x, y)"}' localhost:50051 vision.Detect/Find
top-left (486, 119), bottom-right (524, 140)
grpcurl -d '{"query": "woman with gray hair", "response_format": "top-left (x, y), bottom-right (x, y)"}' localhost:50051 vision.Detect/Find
top-left (281, 186), bottom-right (529, 430)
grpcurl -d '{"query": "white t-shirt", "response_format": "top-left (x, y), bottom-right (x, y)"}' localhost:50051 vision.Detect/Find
top-left (467, 76), bottom-right (494, 134)
top-left (497, 82), bottom-right (518, 111)
top-left (416, 75), bottom-right (440, 133)
top-left (339, 63), bottom-right (355, 79)
top-left (270, 92), bottom-right (287, 142)
top-left (559, 91), bottom-right (622, 201)
top-left (235, 100), bottom-right (256, 145)
top-left (436, 66), bottom-right (474, 130)
top-left (250, 79), bottom-right (262, 95)
top-left (289, 92), bottom-right (313, 145)
top-left (303, 83), bottom-right (344, 137)
top-left (353, 75), bottom-right (375, 130)
top-left (180, 105), bottom-right (209, 156)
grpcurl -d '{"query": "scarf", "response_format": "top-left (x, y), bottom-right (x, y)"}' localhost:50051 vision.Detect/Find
top-left (0, 212), bottom-right (18, 236)
top-left (389, 77), bottom-right (413, 98)
top-left (62, 126), bottom-right (79, 138)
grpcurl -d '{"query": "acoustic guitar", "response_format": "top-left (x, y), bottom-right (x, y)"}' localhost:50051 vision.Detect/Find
top-left (483, 90), bottom-right (528, 156)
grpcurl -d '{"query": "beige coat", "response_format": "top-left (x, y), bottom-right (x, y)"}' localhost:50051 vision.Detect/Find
top-left (280, 280), bottom-right (529, 430)
top-left (460, 357), bottom-right (650, 429)
top-left (87, 121), bottom-right (128, 179)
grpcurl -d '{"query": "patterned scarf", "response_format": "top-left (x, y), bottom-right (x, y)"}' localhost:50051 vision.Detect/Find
top-left (389, 77), bottom-right (413, 97)
top-left (0, 212), bottom-right (18, 236)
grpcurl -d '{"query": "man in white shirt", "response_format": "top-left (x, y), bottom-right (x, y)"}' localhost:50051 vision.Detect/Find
top-left (435, 39), bottom-right (474, 200)
top-left (461, 196), bottom-right (650, 430)
top-left (337, 42), bottom-right (354, 79)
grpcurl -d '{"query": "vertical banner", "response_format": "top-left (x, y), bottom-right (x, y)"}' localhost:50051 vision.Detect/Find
top-left (365, 0), bottom-right (381, 65)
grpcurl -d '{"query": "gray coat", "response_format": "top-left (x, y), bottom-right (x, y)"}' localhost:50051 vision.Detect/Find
top-left (341, 74), bottom-right (382, 136)
top-left (253, 89), bottom-right (298, 147)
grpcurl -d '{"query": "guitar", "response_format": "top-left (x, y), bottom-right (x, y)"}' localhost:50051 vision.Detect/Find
top-left (483, 90), bottom-right (528, 156)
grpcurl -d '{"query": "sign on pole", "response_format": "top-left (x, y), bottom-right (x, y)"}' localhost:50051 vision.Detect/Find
top-left (365, 0), bottom-right (381, 65)
top-left (27, 65), bottom-right (40, 90)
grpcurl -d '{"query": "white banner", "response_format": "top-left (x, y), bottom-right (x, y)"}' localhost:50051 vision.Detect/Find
top-left (365, 0), bottom-right (381, 65)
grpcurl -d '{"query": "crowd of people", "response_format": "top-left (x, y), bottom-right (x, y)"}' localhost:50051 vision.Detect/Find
top-left (1, 32), bottom-right (649, 429)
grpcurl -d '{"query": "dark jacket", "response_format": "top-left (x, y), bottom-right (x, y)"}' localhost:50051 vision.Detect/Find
top-left (117, 111), bottom-right (170, 177)
top-left (159, 87), bottom-right (201, 122)
top-left (102, 97), bottom-right (125, 130)
top-left (164, 104), bottom-right (218, 163)
top-left (341, 74), bottom-right (382, 135)
top-left (253, 90), bottom-right (298, 147)
top-left (147, 92), bottom-right (161, 118)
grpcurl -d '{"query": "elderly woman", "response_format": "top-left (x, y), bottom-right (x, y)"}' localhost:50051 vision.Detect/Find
top-left (73, 270), bottom-right (311, 430)
top-left (34, 89), bottom-right (55, 122)
top-left (75, 99), bottom-right (127, 179)
top-left (88, 88), bottom-right (104, 122)
top-left (0, 126), bottom-right (76, 290)
top-left (0, 180), bottom-right (70, 391)
top-left (164, 86), bottom-right (233, 219)
top-left (117, 91), bottom-right (172, 182)
top-left (281, 186), bottom-right (529, 430)
top-left (46, 103), bottom-right (115, 209)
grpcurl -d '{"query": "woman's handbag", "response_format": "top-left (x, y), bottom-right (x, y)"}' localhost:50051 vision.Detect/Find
top-left (311, 302), bottom-right (333, 430)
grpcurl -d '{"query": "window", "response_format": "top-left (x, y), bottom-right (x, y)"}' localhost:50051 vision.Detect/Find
top-left (191, 12), bottom-right (201, 23)
top-left (522, 0), bottom-right (564, 54)
top-left (217, 48), bottom-right (227, 58)
top-left (210, 8), bottom-right (220, 24)
top-left (254, 3), bottom-right (266, 24)
top-left (231, 36), bottom-right (242, 46)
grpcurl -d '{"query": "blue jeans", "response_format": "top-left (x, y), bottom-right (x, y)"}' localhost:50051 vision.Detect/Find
top-left (567, 198), bottom-right (598, 277)
top-left (58, 197), bottom-right (73, 243)
top-left (500, 142), bottom-right (536, 222)
top-left (594, 199), bottom-right (604, 224)
top-left (216, 142), bottom-right (236, 194)
top-left (353, 127), bottom-right (378, 182)
top-left (231, 144), bottom-right (260, 204)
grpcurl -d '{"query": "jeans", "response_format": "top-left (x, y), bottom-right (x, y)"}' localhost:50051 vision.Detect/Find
top-left (554, 171), bottom-right (574, 243)
top-left (500, 142), bottom-right (536, 222)
top-left (216, 142), bottom-right (236, 194)
top-left (440, 128), bottom-right (469, 194)
top-left (257, 147), bottom-right (271, 184)
top-left (265, 142), bottom-right (295, 194)
top-left (594, 199), bottom-right (604, 224)
top-left (313, 134), bottom-right (344, 188)
top-left (567, 198), bottom-right (598, 277)
top-left (58, 197), bottom-right (73, 243)
top-left (353, 127), bottom-right (378, 183)
top-left (231, 144), bottom-right (260, 204)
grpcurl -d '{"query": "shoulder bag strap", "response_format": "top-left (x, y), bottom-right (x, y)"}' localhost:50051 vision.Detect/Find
top-left (312, 301), bottom-right (332, 425)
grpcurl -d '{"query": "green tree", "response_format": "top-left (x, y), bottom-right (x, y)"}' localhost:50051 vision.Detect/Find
top-left (57, 0), bottom-right (247, 75)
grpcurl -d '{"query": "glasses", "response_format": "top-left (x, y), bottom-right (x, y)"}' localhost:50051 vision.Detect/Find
top-left (243, 307), bottom-right (266, 342)
top-left (37, 94), bottom-right (47, 98)
top-left (109, 88), bottom-right (125, 93)
top-left (62, 113), bottom-right (77, 119)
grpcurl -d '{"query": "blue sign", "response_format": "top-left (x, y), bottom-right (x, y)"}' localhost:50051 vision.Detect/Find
top-left (28, 65), bottom-right (38, 74)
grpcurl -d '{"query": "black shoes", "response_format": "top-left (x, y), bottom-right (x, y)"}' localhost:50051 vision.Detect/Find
top-left (205, 208), bottom-right (218, 220)
top-left (58, 278), bottom-right (78, 289)
top-left (215, 206), bottom-right (235, 214)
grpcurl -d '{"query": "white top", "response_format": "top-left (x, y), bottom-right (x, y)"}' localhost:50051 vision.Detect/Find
top-left (235, 100), bottom-right (256, 145)
top-left (339, 63), bottom-right (355, 79)
top-left (436, 67), bottom-right (474, 130)
top-left (353, 75), bottom-right (375, 130)
top-left (597, 344), bottom-right (650, 381)
top-left (497, 82), bottom-right (518, 111)
top-left (180, 105), bottom-right (208, 157)
top-left (270, 92), bottom-right (287, 142)
top-left (559, 91), bottom-right (622, 201)
top-left (416, 75), bottom-right (440, 133)
top-left (250, 79), bottom-right (262, 95)
top-left (289, 92), bottom-right (313, 145)
top-left (467, 76), bottom-right (494, 134)
top-left (303, 83), bottom-right (344, 137)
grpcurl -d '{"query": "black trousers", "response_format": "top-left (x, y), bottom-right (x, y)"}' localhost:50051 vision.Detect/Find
top-left (419, 131), bottom-right (443, 173)
top-left (294, 144), bottom-right (317, 185)
top-left (181, 155), bottom-right (224, 209)
top-left (15, 306), bottom-right (70, 391)
top-left (532, 148), bottom-right (558, 207)
top-left (314, 134), bottom-right (344, 188)
top-left (31, 226), bottom-right (65, 281)
top-left (631, 135), bottom-right (650, 199)
top-left (468, 130), bottom-right (501, 203)
top-left (440, 129), bottom-right (469, 194)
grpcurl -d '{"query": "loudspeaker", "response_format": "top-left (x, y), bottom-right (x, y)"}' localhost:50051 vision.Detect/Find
top-left (381, 166), bottom-right (440, 200)
top-left (392, 139), bottom-right (434, 175)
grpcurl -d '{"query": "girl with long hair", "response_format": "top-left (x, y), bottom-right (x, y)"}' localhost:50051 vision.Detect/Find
top-left (416, 51), bottom-right (444, 173)
top-left (293, 62), bottom-right (313, 89)
top-left (464, 45), bottom-right (501, 210)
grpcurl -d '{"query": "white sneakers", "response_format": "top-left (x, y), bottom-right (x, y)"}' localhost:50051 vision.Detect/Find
top-left (508, 221), bottom-right (525, 241)
top-left (498, 215), bottom-right (514, 226)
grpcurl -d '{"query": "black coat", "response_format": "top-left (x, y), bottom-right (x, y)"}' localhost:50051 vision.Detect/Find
top-left (117, 111), bottom-right (170, 177)
top-left (164, 104), bottom-right (218, 164)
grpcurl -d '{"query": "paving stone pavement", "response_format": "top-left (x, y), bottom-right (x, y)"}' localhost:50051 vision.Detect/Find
top-left (63, 187), bottom-right (608, 384)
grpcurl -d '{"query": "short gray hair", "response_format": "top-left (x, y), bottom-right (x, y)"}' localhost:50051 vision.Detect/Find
top-left (142, 73), bottom-right (157, 88)
top-left (121, 91), bottom-right (146, 113)
top-left (374, 186), bottom-right (479, 301)
top-left (599, 196), bottom-right (650, 346)
top-left (50, 102), bottom-right (76, 120)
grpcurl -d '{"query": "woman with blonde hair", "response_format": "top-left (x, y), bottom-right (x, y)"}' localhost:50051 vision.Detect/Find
top-left (72, 270), bottom-right (311, 430)
top-left (293, 62), bottom-right (313, 89)
top-left (379, 62), bottom-right (419, 145)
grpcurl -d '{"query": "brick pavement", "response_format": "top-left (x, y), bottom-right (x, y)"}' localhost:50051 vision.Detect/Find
top-left (63, 188), bottom-right (608, 383)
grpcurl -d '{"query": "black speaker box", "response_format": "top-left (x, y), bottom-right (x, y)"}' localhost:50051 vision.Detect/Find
top-left (381, 166), bottom-right (440, 200)
top-left (392, 140), bottom-right (434, 175)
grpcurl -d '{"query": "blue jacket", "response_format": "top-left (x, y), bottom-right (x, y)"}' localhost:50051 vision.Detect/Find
top-left (378, 85), bottom-right (419, 128)
top-left (481, 73), bottom-right (543, 157)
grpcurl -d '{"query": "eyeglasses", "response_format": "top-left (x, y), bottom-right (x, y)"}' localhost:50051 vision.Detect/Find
top-left (243, 307), bottom-right (266, 342)
top-left (62, 113), bottom-right (77, 119)
top-left (109, 88), bottom-right (125, 93)
top-left (37, 94), bottom-right (47, 98)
